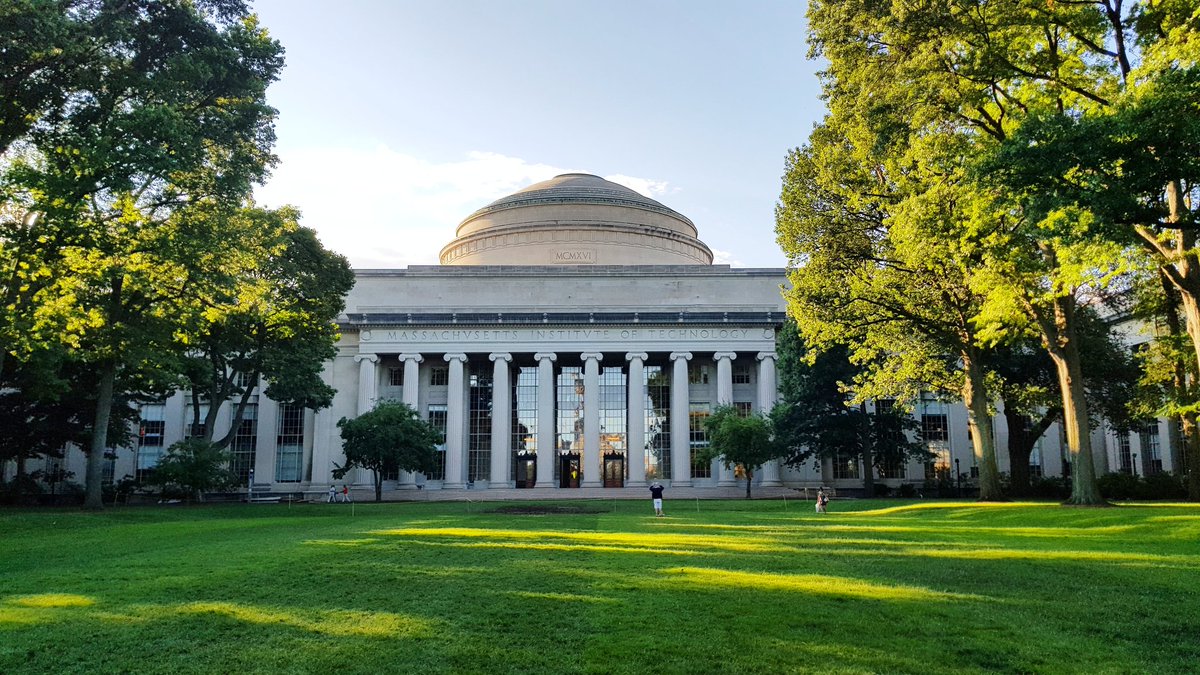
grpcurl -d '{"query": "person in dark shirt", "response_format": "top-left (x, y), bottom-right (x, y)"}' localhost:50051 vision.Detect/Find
top-left (649, 482), bottom-right (665, 517)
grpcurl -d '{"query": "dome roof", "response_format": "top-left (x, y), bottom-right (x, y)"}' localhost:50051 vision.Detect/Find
top-left (440, 173), bottom-right (713, 266)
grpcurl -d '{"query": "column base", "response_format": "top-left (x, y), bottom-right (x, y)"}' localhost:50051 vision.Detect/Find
top-left (442, 482), bottom-right (467, 490)
top-left (489, 482), bottom-right (515, 489)
top-left (717, 478), bottom-right (738, 487)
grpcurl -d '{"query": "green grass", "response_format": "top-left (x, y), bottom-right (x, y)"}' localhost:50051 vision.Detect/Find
top-left (1, 499), bottom-right (1198, 674)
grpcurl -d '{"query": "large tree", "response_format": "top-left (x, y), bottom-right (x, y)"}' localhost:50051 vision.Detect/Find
top-left (1, 1), bottom-right (284, 509)
top-left (182, 208), bottom-right (353, 449)
top-left (336, 401), bottom-right (441, 502)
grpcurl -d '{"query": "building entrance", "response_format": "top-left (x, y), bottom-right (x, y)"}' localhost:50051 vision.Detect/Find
top-left (602, 453), bottom-right (625, 488)
top-left (560, 453), bottom-right (581, 488)
top-left (513, 453), bottom-right (536, 488)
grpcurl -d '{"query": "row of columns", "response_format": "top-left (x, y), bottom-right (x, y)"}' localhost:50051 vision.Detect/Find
top-left (353, 350), bottom-right (781, 489)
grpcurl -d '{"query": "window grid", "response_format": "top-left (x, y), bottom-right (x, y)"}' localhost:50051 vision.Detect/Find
top-left (833, 449), bottom-right (860, 480)
top-left (275, 404), bottom-right (304, 482)
top-left (1118, 433), bottom-right (1133, 474)
top-left (921, 414), bottom-right (949, 442)
top-left (556, 367), bottom-right (584, 457)
top-left (388, 367), bottom-right (404, 387)
top-left (427, 405), bottom-right (447, 481)
top-left (230, 403), bottom-right (257, 484)
top-left (430, 367), bottom-right (448, 387)
top-left (136, 404), bottom-right (166, 481)
top-left (732, 363), bottom-right (751, 385)
top-left (512, 366), bottom-right (538, 482)
top-left (468, 368), bottom-right (493, 482)
top-left (1139, 424), bottom-right (1162, 475)
top-left (644, 366), bottom-right (670, 480)
top-left (599, 367), bottom-right (627, 456)
top-left (689, 402), bottom-right (711, 479)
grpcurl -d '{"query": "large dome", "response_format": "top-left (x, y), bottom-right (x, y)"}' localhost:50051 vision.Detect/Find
top-left (439, 173), bottom-right (714, 265)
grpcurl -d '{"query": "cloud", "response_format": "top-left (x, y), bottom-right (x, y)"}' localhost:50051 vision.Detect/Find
top-left (711, 249), bottom-right (743, 267)
top-left (254, 147), bottom-right (672, 268)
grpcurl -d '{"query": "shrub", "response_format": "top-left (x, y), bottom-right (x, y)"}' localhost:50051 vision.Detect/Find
top-left (1028, 475), bottom-right (1071, 500)
top-left (1098, 472), bottom-right (1141, 500)
top-left (898, 483), bottom-right (917, 498)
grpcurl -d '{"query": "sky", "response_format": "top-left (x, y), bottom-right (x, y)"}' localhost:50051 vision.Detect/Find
top-left (250, 1), bottom-right (825, 269)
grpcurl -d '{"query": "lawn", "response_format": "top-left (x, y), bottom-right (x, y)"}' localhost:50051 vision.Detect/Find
top-left (1, 499), bottom-right (1197, 674)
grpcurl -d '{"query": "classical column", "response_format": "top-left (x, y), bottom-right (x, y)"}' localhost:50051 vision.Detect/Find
top-left (443, 353), bottom-right (468, 489)
top-left (581, 352), bottom-right (603, 488)
top-left (625, 352), bottom-right (648, 487)
top-left (670, 352), bottom-right (693, 487)
top-left (489, 353), bottom-right (513, 488)
top-left (757, 352), bottom-right (783, 487)
top-left (398, 353), bottom-right (423, 489)
top-left (398, 353), bottom-right (423, 407)
top-left (534, 353), bottom-right (557, 488)
top-left (714, 352), bottom-right (738, 486)
top-left (354, 353), bottom-right (379, 416)
top-left (310, 365), bottom-right (336, 486)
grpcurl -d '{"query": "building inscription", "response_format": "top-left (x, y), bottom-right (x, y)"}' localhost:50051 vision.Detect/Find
top-left (364, 327), bottom-right (768, 343)
top-left (553, 249), bottom-right (596, 263)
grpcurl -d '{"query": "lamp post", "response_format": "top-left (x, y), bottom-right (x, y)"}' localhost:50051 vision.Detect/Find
top-left (954, 458), bottom-right (961, 498)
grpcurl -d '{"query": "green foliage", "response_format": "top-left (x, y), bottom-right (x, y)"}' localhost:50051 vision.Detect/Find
top-left (147, 439), bottom-right (235, 500)
top-left (337, 401), bottom-right (441, 502)
top-left (1098, 471), bottom-right (1188, 501)
top-left (699, 405), bottom-right (777, 498)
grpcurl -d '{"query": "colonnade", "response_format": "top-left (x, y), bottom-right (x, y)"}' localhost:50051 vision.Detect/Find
top-left (352, 349), bottom-right (781, 490)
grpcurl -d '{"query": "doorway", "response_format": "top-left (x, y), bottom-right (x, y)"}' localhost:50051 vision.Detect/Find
top-left (559, 453), bottom-right (581, 488)
top-left (513, 453), bottom-right (536, 488)
top-left (602, 453), bottom-right (625, 488)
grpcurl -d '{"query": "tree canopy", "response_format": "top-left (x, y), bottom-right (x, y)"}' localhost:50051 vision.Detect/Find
top-left (336, 401), bottom-right (441, 502)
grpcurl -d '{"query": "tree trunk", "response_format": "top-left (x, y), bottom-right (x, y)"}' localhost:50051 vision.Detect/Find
top-left (962, 348), bottom-right (1004, 500)
top-left (83, 361), bottom-right (117, 510)
top-left (1004, 407), bottom-right (1032, 497)
top-left (375, 471), bottom-right (382, 502)
top-left (1039, 297), bottom-right (1104, 505)
top-left (745, 468), bottom-right (753, 499)
top-left (1185, 413), bottom-right (1200, 501)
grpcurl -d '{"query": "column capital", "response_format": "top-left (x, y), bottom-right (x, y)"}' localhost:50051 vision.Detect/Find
top-left (534, 352), bottom-right (557, 362)
top-left (397, 353), bottom-right (424, 363)
top-left (757, 351), bottom-right (778, 362)
top-left (580, 352), bottom-right (604, 362)
top-left (669, 351), bottom-right (693, 362)
top-left (354, 353), bottom-right (379, 364)
top-left (489, 352), bottom-right (513, 363)
top-left (443, 353), bottom-right (467, 363)
top-left (625, 352), bottom-right (649, 362)
top-left (713, 352), bottom-right (738, 361)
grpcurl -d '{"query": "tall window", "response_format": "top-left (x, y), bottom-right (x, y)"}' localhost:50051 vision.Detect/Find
top-left (136, 404), bottom-right (166, 481)
top-left (1030, 439), bottom-right (1044, 478)
top-left (275, 404), bottom-right (304, 482)
top-left (688, 364), bottom-right (710, 385)
top-left (1140, 424), bottom-right (1162, 475)
top-left (512, 366), bottom-right (538, 453)
top-left (734, 401), bottom-right (753, 417)
top-left (556, 367), bottom-right (584, 455)
top-left (468, 368), bottom-right (493, 482)
top-left (689, 403), bottom-right (711, 479)
top-left (230, 403), bottom-right (257, 484)
top-left (833, 449), bottom-right (860, 479)
top-left (430, 367), bottom-right (449, 387)
top-left (388, 367), bottom-right (404, 387)
top-left (1118, 432), bottom-right (1133, 474)
top-left (921, 414), bottom-right (948, 442)
top-left (644, 366), bottom-right (670, 480)
top-left (732, 363), bottom-right (751, 385)
top-left (599, 367), bottom-right (627, 457)
top-left (427, 405), bottom-right (447, 481)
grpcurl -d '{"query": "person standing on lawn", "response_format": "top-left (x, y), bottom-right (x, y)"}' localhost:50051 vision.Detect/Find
top-left (649, 481), bottom-right (665, 517)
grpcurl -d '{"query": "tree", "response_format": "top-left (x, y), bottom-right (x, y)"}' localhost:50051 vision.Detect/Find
top-left (148, 438), bottom-right (235, 501)
top-left (0, 1), bottom-right (284, 510)
top-left (336, 401), bottom-right (441, 502)
top-left (700, 405), bottom-right (777, 498)
top-left (772, 323), bottom-right (929, 496)
top-left (182, 209), bottom-right (354, 449)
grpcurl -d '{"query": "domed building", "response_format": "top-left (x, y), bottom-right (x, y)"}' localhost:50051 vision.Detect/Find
top-left (316, 173), bottom-right (795, 495)
top-left (440, 173), bottom-right (713, 266)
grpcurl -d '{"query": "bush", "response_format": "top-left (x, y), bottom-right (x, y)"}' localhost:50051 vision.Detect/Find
top-left (873, 483), bottom-right (892, 497)
top-left (898, 483), bottom-right (917, 498)
top-left (1027, 475), bottom-right (1071, 500)
top-left (1098, 472), bottom-right (1187, 501)
top-left (0, 474), bottom-right (44, 505)
top-left (1098, 471), bottom-right (1141, 500)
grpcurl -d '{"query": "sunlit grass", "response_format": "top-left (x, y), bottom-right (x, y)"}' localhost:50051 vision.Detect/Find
top-left (0, 499), bottom-right (1197, 674)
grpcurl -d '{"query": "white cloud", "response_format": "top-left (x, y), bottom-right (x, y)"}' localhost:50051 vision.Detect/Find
top-left (255, 147), bottom-right (671, 268)
top-left (710, 249), bottom-right (743, 267)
